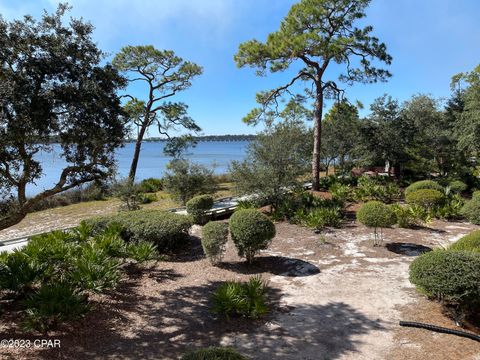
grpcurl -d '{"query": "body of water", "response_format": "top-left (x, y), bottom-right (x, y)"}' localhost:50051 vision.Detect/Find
top-left (27, 141), bottom-right (250, 196)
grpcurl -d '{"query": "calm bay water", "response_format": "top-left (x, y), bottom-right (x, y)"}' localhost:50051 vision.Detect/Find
top-left (27, 141), bottom-right (249, 197)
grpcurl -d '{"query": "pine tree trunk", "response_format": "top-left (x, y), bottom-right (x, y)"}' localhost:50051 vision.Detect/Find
top-left (312, 87), bottom-right (323, 191)
top-left (128, 125), bottom-right (147, 184)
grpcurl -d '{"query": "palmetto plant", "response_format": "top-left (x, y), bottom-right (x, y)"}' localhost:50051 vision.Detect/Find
top-left (211, 276), bottom-right (268, 319)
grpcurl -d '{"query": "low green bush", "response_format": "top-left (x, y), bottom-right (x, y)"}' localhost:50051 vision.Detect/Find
top-left (181, 347), bottom-right (247, 360)
top-left (294, 207), bottom-right (342, 229)
top-left (22, 283), bottom-right (90, 332)
top-left (186, 195), bottom-right (214, 225)
top-left (357, 201), bottom-right (396, 245)
top-left (329, 183), bottom-right (353, 203)
top-left (201, 221), bottom-right (229, 265)
top-left (0, 252), bottom-right (44, 293)
top-left (405, 180), bottom-right (444, 196)
top-left (472, 190), bottom-right (480, 200)
top-left (354, 176), bottom-right (401, 203)
top-left (450, 230), bottom-right (480, 253)
top-left (433, 194), bottom-right (464, 220)
top-left (126, 241), bottom-right (159, 263)
top-left (139, 178), bottom-right (163, 193)
top-left (460, 196), bottom-right (480, 225)
top-left (211, 276), bottom-right (268, 319)
top-left (405, 189), bottom-right (444, 209)
top-left (229, 210), bottom-right (275, 264)
top-left (448, 180), bottom-right (468, 194)
top-left (409, 250), bottom-right (480, 314)
top-left (68, 244), bottom-right (121, 293)
top-left (390, 204), bottom-right (428, 228)
top-left (85, 210), bottom-right (193, 253)
top-left (140, 193), bottom-right (158, 204)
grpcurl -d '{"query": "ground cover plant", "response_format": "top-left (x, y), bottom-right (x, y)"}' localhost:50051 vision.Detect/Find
top-left (211, 276), bottom-right (269, 320)
top-left (0, 224), bottom-right (158, 331)
top-left (449, 230), bottom-right (480, 253)
top-left (181, 347), bottom-right (247, 360)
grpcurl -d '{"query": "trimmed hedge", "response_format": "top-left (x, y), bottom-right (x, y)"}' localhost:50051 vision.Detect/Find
top-left (181, 347), bottom-right (247, 360)
top-left (449, 180), bottom-right (467, 194)
top-left (229, 209), bottom-right (275, 264)
top-left (460, 196), bottom-right (480, 225)
top-left (186, 195), bottom-right (214, 225)
top-left (357, 201), bottom-right (396, 229)
top-left (450, 230), bottom-right (480, 253)
top-left (409, 250), bottom-right (480, 311)
top-left (405, 189), bottom-right (444, 208)
top-left (84, 210), bottom-right (193, 252)
top-left (201, 221), bottom-right (229, 264)
top-left (405, 180), bottom-right (444, 196)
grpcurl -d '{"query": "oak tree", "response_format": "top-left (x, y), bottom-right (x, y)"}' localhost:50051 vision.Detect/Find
top-left (0, 5), bottom-right (127, 230)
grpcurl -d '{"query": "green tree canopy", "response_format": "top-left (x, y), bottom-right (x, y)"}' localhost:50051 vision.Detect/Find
top-left (0, 4), bottom-right (127, 230)
top-left (235, 0), bottom-right (392, 190)
top-left (113, 46), bottom-right (203, 182)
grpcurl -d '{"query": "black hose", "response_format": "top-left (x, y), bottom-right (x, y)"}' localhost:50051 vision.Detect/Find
top-left (399, 321), bottom-right (480, 342)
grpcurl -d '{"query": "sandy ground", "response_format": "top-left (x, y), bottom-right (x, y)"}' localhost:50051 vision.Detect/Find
top-left (0, 220), bottom-right (479, 359)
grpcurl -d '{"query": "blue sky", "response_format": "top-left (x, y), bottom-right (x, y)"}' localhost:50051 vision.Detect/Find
top-left (1, 0), bottom-right (479, 136)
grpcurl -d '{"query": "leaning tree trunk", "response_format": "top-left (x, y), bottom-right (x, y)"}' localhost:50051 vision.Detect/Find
top-left (312, 87), bottom-right (323, 191)
top-left (128, 125), bottom-right (147, 184)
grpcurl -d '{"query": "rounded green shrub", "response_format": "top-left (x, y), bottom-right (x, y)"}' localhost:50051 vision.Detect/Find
top-left (357, 201), bottom-right (396, 228)
top-left (450, 230), bottom-right (480, 253)
top-left (460, 196), bottom-right (480, 225)
top-left (405, 189), bottom-right (444, 208)
top-left (201, 221), bottom-right (229, 265)
top-left (181, 347), bottom-right (247, 360)
top-left (84, 210), bottom-right (193, 252)
top-left (357, 201), bottom-right (396, 246)
top-left (409, 250), bottom-right (480, 310)
top-left (405, 180), bottom-right (444, 196)
top-left (186, 195), bottom-right (214, 224)
top-left (448, 180), bottom-right (467, 194)
top-left (229, 209), bottom-right (275, 263)
top-left (472, 190), bottom-right (480, 200)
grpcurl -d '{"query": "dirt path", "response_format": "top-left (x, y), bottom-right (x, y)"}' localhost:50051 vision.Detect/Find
top-left (1, 221), bottom-right (479, 359)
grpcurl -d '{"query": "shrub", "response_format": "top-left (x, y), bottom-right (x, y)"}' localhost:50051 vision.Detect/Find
top-left (139, 193), bottom-right (158, 204)
top-left (201, 221), bottom-right (229, 265)
top-left (390, 204), bottom-right (427, 228)
top-left (354, 176), bottom-right (401, 203)
top-left (113, 180), bottom-right (142, 211)
top-left (139, 178), bottom-right (163, 193)
top-left (163, 159), bottom-right (217, 205)
top-left (405, 189), bottom-right (444, 209)
top-left (211, 276), bottom-right (268, 319)
top-left (460, 196), bottom-right (480, 225)
top-left (126, 241), bottom-right (159, 263)
top-left (404, 180), bottom-right (444, 196)
top-left (450, 230), bottom-right (480, 253)
top-left (84, 210), bottom-right (193, 253)
top-left (22, 283), bottom-right (89, 332)
top-left (229, 210), bottom-right (275, 264)
top-left (472, 190), bottom-right (480, 200)
top-left (186, 195), bottom-right (214, 225)
top-left (329, 183), bottom-right (353, 204)
top-left (68, 244), bottom-right (121, 293)
top-left (294, 207), bottom-right (342, 229)
top-left (433, 194), bottom-right (464, 220)
top-left (357, 201), bottom-right (396, 246)
top-left (448, 180), bottom-right (467, 194)
top-left (409, 250), bottom-right (480, 314)
top-left (0, 252), bottom-right (44, 293)
top-left (181, 347), bottom-right (247, 360)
